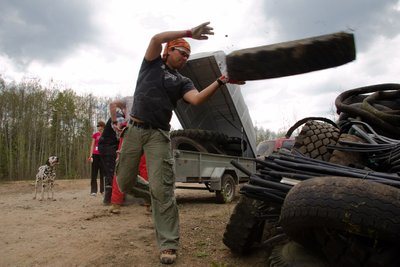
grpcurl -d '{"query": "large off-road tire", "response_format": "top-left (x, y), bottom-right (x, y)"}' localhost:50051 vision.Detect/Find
top-left (281, 176), bottom-right (400, 242)
top-left (223, 195), bottom-right (280, 254)
top-left (170, 129), bottom-right (228, 143)
top-left (170, 129), bottom-right (227, 154)
top-left (280, 176), bottom-right (400, 265)
top-left (215, 173), bottom-right (236, 204)
top-left (226, 32), bottom-right (355, 81)
top-left (292, 120), bottom-right (340, 161)
top-left (170, 136), bottom-right (208, 152)
top-left (223, 137), bottom-right (248, 156)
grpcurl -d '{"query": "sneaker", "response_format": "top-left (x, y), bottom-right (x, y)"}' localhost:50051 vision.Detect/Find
top-left (160, 249), bottom-right (177, 264)
top-left (109, 204), bottom-right (121, 214)
top-left (90, 193), bottom-right (96, 196)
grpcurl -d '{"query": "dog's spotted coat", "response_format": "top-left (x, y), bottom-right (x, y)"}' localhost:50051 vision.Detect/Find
top-left (34, 156), bottom-right (59, 200)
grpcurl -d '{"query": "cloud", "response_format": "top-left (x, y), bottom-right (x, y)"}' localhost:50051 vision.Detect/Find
top-left (0, 0), bottom-right (99, 67)
top-left (0, 0), bottom-right (399, 132)
top-left (260, 0), bottom-right (400, 51)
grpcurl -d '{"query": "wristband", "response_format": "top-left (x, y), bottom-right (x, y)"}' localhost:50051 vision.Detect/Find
top-left (217, 79), bottom-right (224, 86)
top-left (185, 30), bottom-right (192, 38)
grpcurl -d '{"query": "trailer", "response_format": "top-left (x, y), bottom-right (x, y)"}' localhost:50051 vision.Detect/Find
top-left (171, 51), bottom-right (256, 203)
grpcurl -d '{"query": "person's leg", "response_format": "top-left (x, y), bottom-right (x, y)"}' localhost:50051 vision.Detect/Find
top-left (92, 154), bottom-right (102, 194)
top-left (110, 174), bottom-right (124, 213)
top-left (101, 154), bottom-right (116, 204)
top-left (90, 156), bottom-right (99, 194)
top-left (116, 126), bottom-right (150, 202)
top-left (98, 155), bottom-right (105, 194)
top-left (111, 174), bottom-right (124, 204)
top-left (145, 129), bottom-right (179, 252)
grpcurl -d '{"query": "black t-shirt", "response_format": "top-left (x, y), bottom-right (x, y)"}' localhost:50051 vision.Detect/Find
top-left (132, 57), bottom-right (194, 130)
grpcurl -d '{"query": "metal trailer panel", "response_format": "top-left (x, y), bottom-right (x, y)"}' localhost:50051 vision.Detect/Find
top-left (176, 51), bottom-right (256, 158)
top-left (173, 149), bottom-right (256, 184)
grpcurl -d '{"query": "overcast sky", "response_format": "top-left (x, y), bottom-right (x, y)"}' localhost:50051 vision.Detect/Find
top-left (1, 0), bottom-right (399, 132)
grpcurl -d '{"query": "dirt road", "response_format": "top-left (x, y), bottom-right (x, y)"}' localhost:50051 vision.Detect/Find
top-left (0, 179), bottom-right (268, 267)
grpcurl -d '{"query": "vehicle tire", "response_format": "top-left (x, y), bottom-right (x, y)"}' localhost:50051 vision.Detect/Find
top-left (280, 176), bottom-right (400, 245)
top-left (292, 120), bottom-right (340, 161)
top-left (170, 136), bottom-right (208, 152)
top-left (268, 241), bottom-right (329, 267)
top-left (170, 129), bottom-right (228, 143)
top-left (170, 129), bottom-right (227, 154)
top-left (223, 195), bottom-right (280, 254)
top-left (215, 174), bottom-right (236, 204)
top-left (226, 32), bottom-right (355, 81)
top-left (223, 137), bottom-right (247, 156)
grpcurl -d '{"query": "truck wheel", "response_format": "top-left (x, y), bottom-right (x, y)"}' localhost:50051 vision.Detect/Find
top-left (170, 129), bottom-right (228, 144)
top-left (215, 174), bottom-right (236, 203)
top-left (170, 136), bottom-right (208, 152)
top-left (292, 120), bottom-right (339, 161)
top-left (280, 176), bottom-right (400, 246)
top-left (223, 195), bottom-right (280, 254)
top-left (170, 129), bottom-right (227, 154)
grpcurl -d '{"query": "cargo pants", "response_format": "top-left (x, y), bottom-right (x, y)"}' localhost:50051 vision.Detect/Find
top-left (116, 125), bottom-right (179, 251)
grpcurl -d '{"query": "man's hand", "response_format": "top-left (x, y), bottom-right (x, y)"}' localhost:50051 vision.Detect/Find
top-left (218, 74), bottom-right (246, 85)
top-left (190, 22), bottom-right (214, 40)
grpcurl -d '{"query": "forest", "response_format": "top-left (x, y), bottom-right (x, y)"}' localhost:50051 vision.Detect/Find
top-left (0, 77), bottom-right (278, 181)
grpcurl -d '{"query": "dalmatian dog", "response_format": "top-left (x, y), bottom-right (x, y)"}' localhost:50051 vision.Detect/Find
top-left (34, 156), bottom-right (59, 201)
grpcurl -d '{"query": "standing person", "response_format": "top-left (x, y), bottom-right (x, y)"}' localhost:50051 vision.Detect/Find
top-left (99, 97), bottom-right (132, 205)
top-left (108, 96), bottom-right (150, 214)
top-left (116, 22), bottom-right (239, 264)
top-left (88, 120), bottom-right (105, 196)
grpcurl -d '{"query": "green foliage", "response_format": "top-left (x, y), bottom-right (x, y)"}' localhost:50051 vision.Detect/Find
top-left (0, 76), bottom-right (281, 181)
top-left (0, 77), bottom-right (109, 181)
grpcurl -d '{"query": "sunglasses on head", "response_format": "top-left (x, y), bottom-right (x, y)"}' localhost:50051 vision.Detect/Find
top-left (173, 47), bottom-right (190, 58)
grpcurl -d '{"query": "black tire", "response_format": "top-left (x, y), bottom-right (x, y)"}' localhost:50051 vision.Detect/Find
top-left (223, 195), bottom-right (280, 254)
top-left (215, 174), bottom-right (236, 204)
top-left (170, 136), bottom-right (207, 152)
top-left (280, 176), bottom-right (400, 245)
top-left (223, 137), bottom-right (247, 156)
top-left (170, 129), bottom-right (227, 154)
top-left (268, 241), bottom-right (329, 267)
top-left (170, 129), bottom-right (228, 143)
top-left (292, 120), bottom-right (340, 161)
top-left (226, 32), bottom-right (355, 81)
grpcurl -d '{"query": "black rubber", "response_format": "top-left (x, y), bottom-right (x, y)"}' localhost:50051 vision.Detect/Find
top-left (170, 129), bottom-right (227, 154)
top-left (280, 176), bottom-right (400, 244)
top-left (170, 136), bottom-right (208, 152)
top-left (292, 120), bottom-right (340, 161)
top-left (227, 31), bottom-right (355, 81)
top-left (223, 195), bottom-right (280, 254)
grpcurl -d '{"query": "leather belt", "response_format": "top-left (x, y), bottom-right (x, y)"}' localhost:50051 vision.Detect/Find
top-left (129, 120), bottom-right (153, 129)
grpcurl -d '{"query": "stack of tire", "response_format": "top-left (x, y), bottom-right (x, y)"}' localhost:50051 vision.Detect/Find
top-left (223, 119), bottom-right (400, 266)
